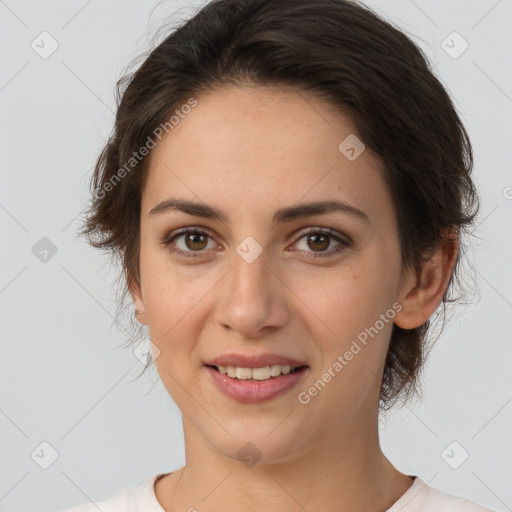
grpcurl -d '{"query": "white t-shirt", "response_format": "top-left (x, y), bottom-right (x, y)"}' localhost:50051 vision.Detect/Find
top-left (59, 473), bottom-right (495, 512)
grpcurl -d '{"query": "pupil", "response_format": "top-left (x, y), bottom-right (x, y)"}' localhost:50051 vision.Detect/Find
top-left (187, 233), bottom-right (206, 250)
top-left (308, 233), bottom-right (329, 251)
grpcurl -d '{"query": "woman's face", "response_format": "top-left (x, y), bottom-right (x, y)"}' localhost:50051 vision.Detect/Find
top-left (133, 85), bottom-right (410, 464)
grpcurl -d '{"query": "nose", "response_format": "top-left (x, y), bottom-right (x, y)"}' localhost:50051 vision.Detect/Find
top-left (216, 245), bottom-right (291, 338)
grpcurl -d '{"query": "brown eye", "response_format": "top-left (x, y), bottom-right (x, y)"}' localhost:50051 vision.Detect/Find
top-left (294, 228), bottom-right (351, 258)
top-left (306, 233), bottom-right (330, 252)
top-left (184, 232), bottom-right (208, 251)
top-left (162, 228), bottom-right (216, 257)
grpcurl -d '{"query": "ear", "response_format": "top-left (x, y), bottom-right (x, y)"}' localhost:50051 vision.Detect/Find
top-left (128, 277), bottom-right (147, 325)
top-left (393, 228), bottom-right (458, 330)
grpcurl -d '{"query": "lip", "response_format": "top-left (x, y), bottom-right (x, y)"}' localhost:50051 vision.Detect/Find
top-left (205, 365), bottom-right (309, 404)
top-left (204, 352), bottom-right (310, 404)
top-left (205, 352), bottom-right (307, 368)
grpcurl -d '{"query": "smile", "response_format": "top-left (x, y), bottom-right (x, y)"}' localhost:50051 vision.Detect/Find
top-left (205, 363), bottom-right (309, 403)
top-left (213, 364), bottom-right (301, 380)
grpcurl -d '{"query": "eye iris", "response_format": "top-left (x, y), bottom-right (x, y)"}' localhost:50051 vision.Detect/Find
top-left (307, 233), bottom-right (329, 251)
top-left (186, 233), bottom-right (207, 251)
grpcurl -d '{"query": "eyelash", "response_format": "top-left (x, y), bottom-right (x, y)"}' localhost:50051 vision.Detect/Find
top-left (160, 226), bottom-right (352, 259)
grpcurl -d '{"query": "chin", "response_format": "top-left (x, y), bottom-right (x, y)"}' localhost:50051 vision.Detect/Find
top-left (203, 420), bottom-right (313, 467)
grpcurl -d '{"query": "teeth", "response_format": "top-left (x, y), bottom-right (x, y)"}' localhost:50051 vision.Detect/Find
top-left (269, 364), bottom-right (282, 377)
top-left (281, 365), bottom-right (292, 375)
top-left (252, 366), bottom-right (270, 380)
top-left (216, 364), bottom-right (298, 380)
top-left (236, 367), bottom-right (252, 379)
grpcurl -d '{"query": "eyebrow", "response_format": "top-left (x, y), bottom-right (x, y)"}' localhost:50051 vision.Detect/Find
top-left (149, 198), bottom-right (370, 225)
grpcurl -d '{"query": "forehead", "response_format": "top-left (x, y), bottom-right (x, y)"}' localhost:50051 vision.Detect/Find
top-left (143, 86), bottom-right (392, 228)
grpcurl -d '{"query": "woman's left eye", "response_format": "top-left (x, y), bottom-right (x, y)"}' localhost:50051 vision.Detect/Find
top-left (293, 228), bottom-right (352, 258)
top-left (161, 227), bottom-right (351, 258)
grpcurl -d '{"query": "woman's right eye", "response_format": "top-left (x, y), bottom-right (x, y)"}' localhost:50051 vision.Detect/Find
top-left (162, 227), bottom-right (218, 258)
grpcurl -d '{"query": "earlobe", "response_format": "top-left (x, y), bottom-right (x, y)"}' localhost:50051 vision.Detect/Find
top-left (393, 230), bottom-right (458, 330)
top-left (128, 277), bottom-right (147, 324)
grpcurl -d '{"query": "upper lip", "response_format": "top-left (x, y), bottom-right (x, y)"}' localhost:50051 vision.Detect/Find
top-left (205, 353), bottom-right (308, 368)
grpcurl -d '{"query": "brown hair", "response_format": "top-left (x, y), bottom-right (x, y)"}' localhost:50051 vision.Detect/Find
top-left (79, 0), bottom-right (479, 410)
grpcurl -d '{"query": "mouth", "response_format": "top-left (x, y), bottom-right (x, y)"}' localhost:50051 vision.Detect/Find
top-left (204, 356), bottom-right (309, 403)
top-left (207, 364), bottom-right (306, 381)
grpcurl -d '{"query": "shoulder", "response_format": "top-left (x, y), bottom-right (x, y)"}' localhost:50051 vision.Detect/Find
top-left (57, 473), bottom-right (165, 512)
top-left (423, 486), bottom-right (495, 512)
top-left (389, 476), bottom-right (495, 512)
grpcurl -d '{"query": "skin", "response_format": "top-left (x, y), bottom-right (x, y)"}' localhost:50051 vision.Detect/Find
top-left (130, 85), bottom-right (458, 512)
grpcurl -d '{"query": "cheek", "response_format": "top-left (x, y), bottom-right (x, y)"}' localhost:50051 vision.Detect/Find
top-left (297, 263), bottom-right (399, 412)
top-left (302, 254), bottom-right (400, 363)
top-left (309, 259), bottom-right (397, 325)
top-left (145, 276), bottom-right (204, 347)
top-left (140, 252), bottom-right (209, 363)
top-left (143, 272), bottom-right (207, 402)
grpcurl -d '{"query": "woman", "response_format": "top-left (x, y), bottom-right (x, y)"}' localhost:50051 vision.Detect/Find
top-left (62, 0), bottom-right (493, 510)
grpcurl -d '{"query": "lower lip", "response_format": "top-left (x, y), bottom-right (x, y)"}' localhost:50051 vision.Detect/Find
top-left (205, 365), bottom-right (308, 404)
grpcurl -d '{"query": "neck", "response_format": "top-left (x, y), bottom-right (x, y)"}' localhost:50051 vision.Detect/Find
top-left (156, 416), bottom-right (413, 512)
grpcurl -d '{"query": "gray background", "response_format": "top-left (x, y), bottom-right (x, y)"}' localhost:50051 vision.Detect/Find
top-left (0, 1), bottom-right (511, 511)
